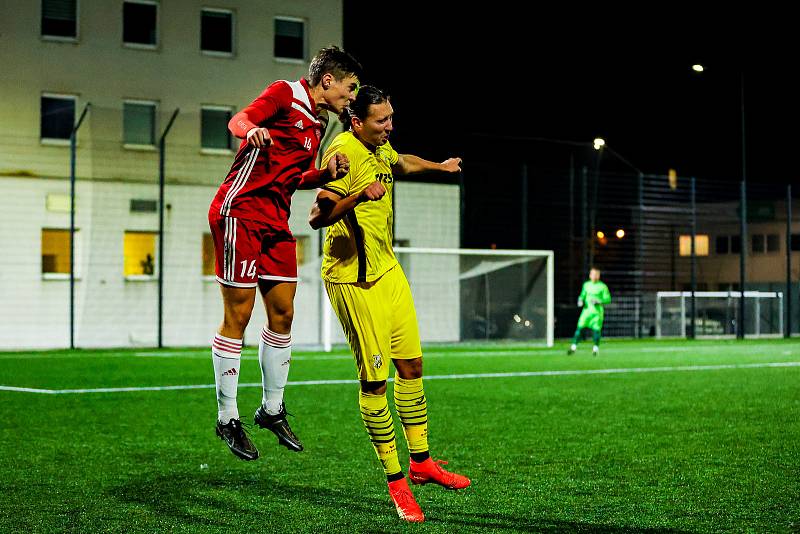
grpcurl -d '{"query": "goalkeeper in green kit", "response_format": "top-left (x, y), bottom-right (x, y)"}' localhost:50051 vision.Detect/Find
top-left (567, 267), bottom-right (611, 356)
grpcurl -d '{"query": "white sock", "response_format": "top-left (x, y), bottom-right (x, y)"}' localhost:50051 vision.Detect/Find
top-left (212, 333), bottom-right (242, 423)
top-left (259, 327), bottom-right (292, 415)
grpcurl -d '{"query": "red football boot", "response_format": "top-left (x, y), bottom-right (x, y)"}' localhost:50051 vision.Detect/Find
top-left (409, 458), bottom-right (471, 490)
top-left (387, 478), bottom-right (424, 522)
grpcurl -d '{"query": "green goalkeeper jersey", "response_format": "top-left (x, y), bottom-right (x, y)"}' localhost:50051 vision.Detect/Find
top-left (578, 280), bottom-right (611, 318)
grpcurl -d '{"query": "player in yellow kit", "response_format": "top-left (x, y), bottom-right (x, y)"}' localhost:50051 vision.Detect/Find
top-left (309, 86), bottom-right (469, 523)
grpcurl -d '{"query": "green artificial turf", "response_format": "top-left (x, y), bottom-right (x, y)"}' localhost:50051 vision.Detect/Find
top-left (1, 339), bottom-right (798, 532)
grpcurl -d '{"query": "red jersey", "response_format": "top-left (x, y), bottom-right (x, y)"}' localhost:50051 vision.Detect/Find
top-left (210, 78), bottom-right (324, 227)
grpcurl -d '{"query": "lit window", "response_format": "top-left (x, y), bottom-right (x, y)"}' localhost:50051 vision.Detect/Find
top-left (124, 231), bottom-right (157, 276)
top-left (123, 0), bottom-right (157, 47)
top-left (274, 17), bottom-right (305, 60)
top-left (42, 0), bottom-right (77, 39)
top-left (42, 228), bottom-right (76, 274)
top-left (679, 234), bottom-right (709, 257)
top-left (41, 94), bottom-right (76, 141)
top-left (201, 106), bottom-right (233, 150)
top-left (296, 235), bottom-right (310, 265)
top-left (123, 100), bottom-right (157, 146)
top-left (201, 9), bottom-right (233, 54)
top-left (202, 233), bottom-right (215, 276)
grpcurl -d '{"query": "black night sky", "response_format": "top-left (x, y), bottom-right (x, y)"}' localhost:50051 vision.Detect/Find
top-left (343, 4), bottom-right (798, 192)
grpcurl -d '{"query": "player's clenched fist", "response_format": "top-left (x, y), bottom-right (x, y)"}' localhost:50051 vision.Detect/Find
top-left (246, 127), bottom-right (273, 148)
top-left (440, 157), bottom-right (462, 172)
top-left (326, 152), bottom-right (350, 180)
top-left (358, 181), bottom-right (386, 202)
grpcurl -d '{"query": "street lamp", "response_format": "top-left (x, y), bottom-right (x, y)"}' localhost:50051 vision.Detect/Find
top-left (692, 63), bottom-right (747, 339)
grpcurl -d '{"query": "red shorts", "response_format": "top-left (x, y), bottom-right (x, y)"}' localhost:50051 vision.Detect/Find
top-left (209, 214), bottom-right (297, 288)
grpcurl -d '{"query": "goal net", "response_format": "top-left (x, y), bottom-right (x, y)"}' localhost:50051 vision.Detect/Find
top-left (321, 247), bottom-right (554, 351)
top-left (655, 291), bottom-right (784, 338)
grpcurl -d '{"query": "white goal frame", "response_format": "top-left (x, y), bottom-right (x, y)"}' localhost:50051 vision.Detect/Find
top-left (655, 290), bottom-right (784, 338)
top-left (322, 247), bottom-right (554, 351)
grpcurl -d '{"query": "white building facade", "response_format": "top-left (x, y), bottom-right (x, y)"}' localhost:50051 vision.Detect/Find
top-left (0, 0), bottom-right (460, 349)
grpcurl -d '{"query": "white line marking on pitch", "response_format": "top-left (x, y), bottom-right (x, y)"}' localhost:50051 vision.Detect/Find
top-left (2, 361), bottom-right (798, 395)
top-left (1, 342), bottom-right (795, 361)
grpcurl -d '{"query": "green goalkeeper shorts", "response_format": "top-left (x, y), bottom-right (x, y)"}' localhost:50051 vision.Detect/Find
top-left (577, 309), bottom-right (603, 331)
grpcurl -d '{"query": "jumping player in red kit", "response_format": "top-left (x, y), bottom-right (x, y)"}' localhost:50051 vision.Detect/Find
top-left (208, 46), bottom-right (362, 461)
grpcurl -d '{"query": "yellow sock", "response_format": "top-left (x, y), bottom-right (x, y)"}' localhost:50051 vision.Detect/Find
top-left (393, 374), bottom-right (429, 454)
top-left (359, 391), bottom-right (401, 476)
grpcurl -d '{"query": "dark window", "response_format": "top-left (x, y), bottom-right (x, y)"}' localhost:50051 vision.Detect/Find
top-left (41, 95), bottom-right (75, 140)
top-left (201, 107), bottom-right (233, 150)
top-left (42, 0), bottom-right (77, 38)
top-left (766, 234), bottom-right (780, 253)
top-left (730, 235), bottom-right (741, 254)
top-left (792, 234), bottom-right (800, 252)
top-left (123, 1), bottom-right (157, 46)
top-left (715, 235), bottom-right (729, 254)
top-left (752, 234), bottom-right (765, 254)
top-left (274, 18), bottom-right (304, 59)
top-left (201, 9), bottom-right (233, 53)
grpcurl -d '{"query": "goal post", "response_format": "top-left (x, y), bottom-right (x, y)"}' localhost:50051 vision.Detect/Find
top-left (655, 290), bottom-right (784, 338)
top-left (322, 247), bottom-right (554, 351)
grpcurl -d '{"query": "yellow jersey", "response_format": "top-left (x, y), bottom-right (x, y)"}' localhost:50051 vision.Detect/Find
top-left (320, 131), bottom-right (398, 283)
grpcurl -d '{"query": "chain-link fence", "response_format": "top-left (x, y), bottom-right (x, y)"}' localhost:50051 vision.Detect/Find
top-left (461, 135), bottom-right (798, 340)
top-left (2, 108), bottom-right (798, 348)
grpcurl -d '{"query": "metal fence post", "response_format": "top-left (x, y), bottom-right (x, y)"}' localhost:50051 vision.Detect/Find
top-left (69, 103), bottom-right (91, 349)
top-left (787, 184), bottom-right (793, 338)
top-left (158, 108), bottom-right (180, 348)
top-left (739, 180), bottom-right (747, 339)
top-left (690, 177), bottom-right (697, 339)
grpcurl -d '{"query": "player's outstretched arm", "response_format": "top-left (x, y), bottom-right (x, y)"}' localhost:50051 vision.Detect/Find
top-left (297, 153), bottom-right (350, 190)
top-left (309, 182), bottom-right (385, 229)
top-left (228, 81), bottom-right (292, 147)
top-left (392, 155), bottom-right (462, 176)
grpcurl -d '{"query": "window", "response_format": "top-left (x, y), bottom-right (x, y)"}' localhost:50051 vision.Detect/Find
top-left (715, 235), bottom-right (729, 254)
top-left (752, 234), bottom-right (765, 254)
top-left (123, 100), bottom-right (157, 147)
top-left (296, 235), bottom-right (310, 266)
top-left (46, 193), bottom-right (71, 212)
top-left (42, 0), bottom-right (77, 39)
top-left (792, 234), bottom-right (800, 252)
top-left (124, 231), bottom-right (157, 276)
top-left (274, 17), bottom-right (305, 60)
top-left (202, 233), bottom-right (215, 276)
top-left (751, 233), bottom-right (779, 254)
top-left (730, 235), bottom-right (741, 254)
top-left (201, 106), bottom-right (233, 150)
top-left (123, 0), bottom-right (157, 47)
top-left (766, 234), bottom-right (780, 253)
top-left (678, 234), bottom-right (709, 257)
top-left (201, 8), bottom-right (233, 54)
top-left (41, 94), bottom-right (76, 141)
top-left (42, 228), bottom-right (78, 276)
